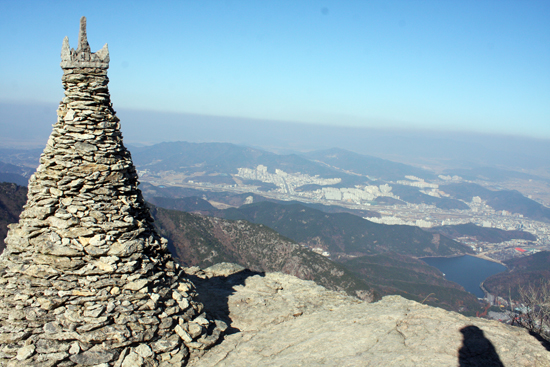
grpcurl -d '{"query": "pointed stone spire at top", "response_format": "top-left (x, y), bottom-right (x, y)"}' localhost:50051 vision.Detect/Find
top-left (60, 16), bottom-right (109, 69)
top-left (76, 16), bottom-right (91, 56)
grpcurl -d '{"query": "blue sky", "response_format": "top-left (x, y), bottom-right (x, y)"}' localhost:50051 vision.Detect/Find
top-left (1, 0), bottom-right (549, 138)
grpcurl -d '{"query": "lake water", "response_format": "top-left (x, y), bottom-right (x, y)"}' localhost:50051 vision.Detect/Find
top-left (422, 255), bottom-right (507, 298)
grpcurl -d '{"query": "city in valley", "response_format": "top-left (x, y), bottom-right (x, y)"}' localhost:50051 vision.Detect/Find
top-left (138, 163), bottom-right (550, 264)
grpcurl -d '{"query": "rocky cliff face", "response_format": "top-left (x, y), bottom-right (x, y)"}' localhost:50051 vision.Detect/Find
top-left (0, 17), bottom-right (224, 366)
top-left (189, 263), bottom-right (550, 367)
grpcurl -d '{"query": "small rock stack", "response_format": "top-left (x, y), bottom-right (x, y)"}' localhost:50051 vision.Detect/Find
top-left (0, 17), bottom-right (225, 367)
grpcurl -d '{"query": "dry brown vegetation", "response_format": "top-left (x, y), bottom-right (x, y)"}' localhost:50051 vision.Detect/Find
top-left (514, 279), bottom-right (550, 341)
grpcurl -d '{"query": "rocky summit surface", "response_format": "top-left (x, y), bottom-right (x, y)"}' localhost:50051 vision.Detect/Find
top-left (0, 18), bottom-right (224, 366)
top-left (189, 263), bottom-right (550, 367)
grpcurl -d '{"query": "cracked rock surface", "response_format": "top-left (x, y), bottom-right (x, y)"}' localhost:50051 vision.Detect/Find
top-left (190, 265), bottom-right (550, 367)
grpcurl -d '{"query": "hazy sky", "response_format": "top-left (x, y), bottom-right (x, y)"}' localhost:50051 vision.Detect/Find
top-left (1, 1), bottom-right (549, 138)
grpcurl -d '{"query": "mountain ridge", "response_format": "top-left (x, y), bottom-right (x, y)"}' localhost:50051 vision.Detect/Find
top-left (442, 183), bottom-right (550, 222)
top-left (428, 222), bottom-right (537, 243)
top-left (483, 251), bottom-right (550, 299)
top-left (303, 147), bottom-right (437, 181)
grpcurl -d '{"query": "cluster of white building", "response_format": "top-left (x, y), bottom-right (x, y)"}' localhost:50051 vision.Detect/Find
top-left (397, 176), bottom-right (439, 189)
top-left (366, 216), bottom-right (434, 228)
top-left (438, 174), bottom-right (463, 182)
top-left (206, 165), bottom-right (550, 255)
top-left (236, 165), bottom-right (341, 195)
top-left (320, 184), bottom-right (395, 202)
top-left (236, 166), bottom-right (398, 204)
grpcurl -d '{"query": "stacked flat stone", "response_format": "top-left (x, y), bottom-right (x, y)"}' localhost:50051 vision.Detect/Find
top-left (0, 17), bottom-right (225, 367)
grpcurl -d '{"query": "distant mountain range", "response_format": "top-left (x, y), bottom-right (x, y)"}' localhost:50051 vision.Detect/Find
top-left (441, 183), bottom-right (550, 222)
top-left (0, 142), bottom-right (550, 222)
top-left (131, 141), bottom-right (346, 179)
top-left (131, 142), bottom-right (550, 221)
top-left (444, 167), bottom-right (548, 183)
top-left (303, 148), bottom-right (436, 181)
top-left (2, 141), bottom-right (550, 222)
top-left (130, 142), bottom-right (440, 185)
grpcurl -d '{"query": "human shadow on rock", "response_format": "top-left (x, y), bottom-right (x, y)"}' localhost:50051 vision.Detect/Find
top-left (186, 266), bottom-right (265, 337)
top-left (458, 325), bottom-right (504, 367)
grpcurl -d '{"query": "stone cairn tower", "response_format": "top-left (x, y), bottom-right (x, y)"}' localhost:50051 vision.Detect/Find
top-left (0, 17), bottom-right (225, 367)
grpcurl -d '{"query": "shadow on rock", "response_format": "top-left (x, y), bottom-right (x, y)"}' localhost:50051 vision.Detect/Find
top-left (185, 263), bottom-right (265, 336)
top-left (529, 330), bottom-right (550, 352)
top-left (458, 325), bottom-right (504, 367)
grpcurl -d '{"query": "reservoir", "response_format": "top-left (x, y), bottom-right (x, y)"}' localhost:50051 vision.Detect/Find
top-left (422, 255), bottom-right (507, 298)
